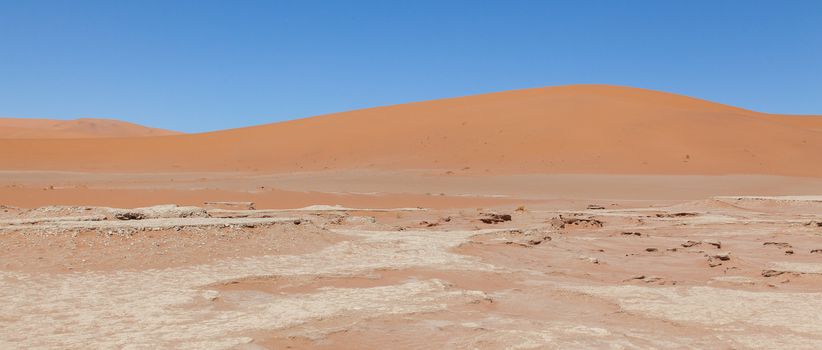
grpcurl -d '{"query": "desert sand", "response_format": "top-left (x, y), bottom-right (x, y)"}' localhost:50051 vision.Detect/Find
top-left (0, 117), bottom-right (180, 139)
top-left (2, 199), bottom-right (822, 349)
top-left (0, 85), bottom-right (820, 175)
top-left (1, 85), bottom-right (821, 349)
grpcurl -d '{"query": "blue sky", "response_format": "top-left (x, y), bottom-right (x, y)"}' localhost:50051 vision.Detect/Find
top-left (1, 1), bottom-right (820, 132)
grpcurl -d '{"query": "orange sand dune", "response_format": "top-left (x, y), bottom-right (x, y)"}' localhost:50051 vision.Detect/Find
top-left (0, 85), bottom-right (819, 176)
top-left (757, 114), bottom-right (822, 132)
top-left (0, 118), bottom-right (181, 138)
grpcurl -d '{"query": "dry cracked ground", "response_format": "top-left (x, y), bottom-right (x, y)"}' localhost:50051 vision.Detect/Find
top-left (1, 197), bottom-right (822, 349)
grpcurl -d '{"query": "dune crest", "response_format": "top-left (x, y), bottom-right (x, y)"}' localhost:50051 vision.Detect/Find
top-left (0, 118), bottom-right (181, 139)
top-left (0, 85), bottom-right (819, 176)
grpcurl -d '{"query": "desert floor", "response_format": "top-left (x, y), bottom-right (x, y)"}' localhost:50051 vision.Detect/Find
top-left (1, 170), bottom-right (822, 349)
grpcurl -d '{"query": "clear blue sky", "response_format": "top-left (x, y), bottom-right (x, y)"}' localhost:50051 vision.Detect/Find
top-left (1, 1), bottom-right (820, 132)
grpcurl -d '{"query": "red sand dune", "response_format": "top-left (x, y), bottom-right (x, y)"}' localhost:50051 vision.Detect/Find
top-left (0, 85), bottom-right (819, 176)
top-left (0, 118), bottom-right (180, 139)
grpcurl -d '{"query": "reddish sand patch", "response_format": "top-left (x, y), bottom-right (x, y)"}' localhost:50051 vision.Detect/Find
top-left (0, 186), bottom-right (521, 209)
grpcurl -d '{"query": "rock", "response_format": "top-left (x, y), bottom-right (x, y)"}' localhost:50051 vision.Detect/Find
top-left (706, 252), bottom-right (730, 267)
top-left (711, 252), bottom-right (731, 261)
top-left (551, 215), bottom-right (604, 229)
top-left (680, 240), bottom-right (721, 249)
top-left (115, 212), bottom-right (146, 220)
top-left (701, 239), bottom-right (722, 249)
top-left (479, 213), bottom-right (512, 224)
top-left (621, 232), bottom-right (641, 236)
top-left (421, 216), bottom-right (453, 227)
top-left (785, 250), bottom-right (794, 255)
top-left (763, 242), bottom-right (792, 249)
top-left (624, 275), bottom-right (663, 283)
top-left (811, 249), bottom-right (822, 254)
top-left (527, 235), bottom-right (551, 246)
top-left (110, 205), bottom-right (208, 220)
top-left (806, 221), bottom-right (822, 227)
top-left (762, 270), bottom-right (786, 277)
top-left (656, 212), bottom-right (698, 218)
top-left (645, 248), bottom-right (658, 252)
top-left (587, 205), bottom-right (605, 210)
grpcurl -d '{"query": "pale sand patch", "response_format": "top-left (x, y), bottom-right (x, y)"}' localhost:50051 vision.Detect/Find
top-left (769, 262), bottom-right (822, 275)
top-left (0, 229), bottom-right (497, 349)
top-left (567, 284), bottom-right (822, 348)
top-left (0, 217), bottom-right (301, 233)
top-left (715, 195), bottom-right (822, 202)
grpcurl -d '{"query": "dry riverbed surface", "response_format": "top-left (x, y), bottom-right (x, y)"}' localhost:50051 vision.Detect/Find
top-left (1, 197), bottom-right (821, 349)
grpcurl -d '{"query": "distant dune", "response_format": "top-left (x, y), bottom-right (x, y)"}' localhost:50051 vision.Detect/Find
top-left (0, 118), bottom-right (181, 139)
top-left (0, 85), bottom-right (819, 176)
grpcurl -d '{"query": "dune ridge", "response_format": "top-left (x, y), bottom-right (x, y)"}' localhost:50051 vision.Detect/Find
top-left (0, 118), bottom-right (181, 139)
top-left (0, 85), bottom-right (819, 176)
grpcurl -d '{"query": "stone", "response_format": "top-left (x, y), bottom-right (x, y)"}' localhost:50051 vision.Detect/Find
top-left (762, 270), bottom-right (786, 277)
top-left (480, 213), bottom-right (512, 224)
top-left (712, 252), bottom-right (731, 261)
top-left (701, 239), bottom-right (721, 249)
top-left (655, 212), bottom-right (698, 218)
top-left (115, 212), bottom-right (146, 220)
top-left (681, 240), bottom-right (700, 248)
top-left (763, 242), bottom-right (792, 249)
top-left (551, 215), bottom-right (604, 229)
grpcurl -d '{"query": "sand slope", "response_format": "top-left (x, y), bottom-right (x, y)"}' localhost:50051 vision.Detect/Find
top-left (0, 85), bottom-right (819, 176)
top-left (0, 118), bottom-right (180, 139)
